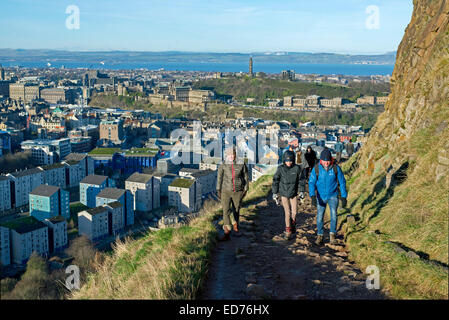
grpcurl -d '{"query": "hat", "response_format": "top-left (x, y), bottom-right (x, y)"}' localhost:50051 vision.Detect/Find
top-left (320, 148), bottom-right (332, 161)
top-left (283, 150), bottom-right (295, 163)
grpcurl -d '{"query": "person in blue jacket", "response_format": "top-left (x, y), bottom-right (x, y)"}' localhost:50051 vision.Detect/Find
top-left (308, 148), bottom-right (347, 245)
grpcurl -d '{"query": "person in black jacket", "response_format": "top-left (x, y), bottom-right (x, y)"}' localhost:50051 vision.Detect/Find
top-left (272, 150), bottom-right (308, 240)
top-left (304, 146), bottom-right (317, 178)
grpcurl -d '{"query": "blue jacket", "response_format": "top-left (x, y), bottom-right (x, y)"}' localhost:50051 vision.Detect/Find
top-left (308, 164), bottom-right (347, 201)
top-left (334, 142), bottom-right (344, 153)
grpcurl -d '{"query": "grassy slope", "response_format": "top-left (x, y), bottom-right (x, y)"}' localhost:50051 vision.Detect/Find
top-left (71, 175), bottom-right (273, 299)
top-left (337, 1), bottom-right (449, 299)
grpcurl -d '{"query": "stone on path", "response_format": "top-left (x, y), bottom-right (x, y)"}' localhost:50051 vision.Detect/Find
top-left (246, 284), bottom-right (269, 298)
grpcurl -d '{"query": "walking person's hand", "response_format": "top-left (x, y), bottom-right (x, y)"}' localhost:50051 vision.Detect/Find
top-left (340, 197), bottom-right (347, 208)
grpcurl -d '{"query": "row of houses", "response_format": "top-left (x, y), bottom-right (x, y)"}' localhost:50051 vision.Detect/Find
top-left (0, 153), bottom-right (93, 212)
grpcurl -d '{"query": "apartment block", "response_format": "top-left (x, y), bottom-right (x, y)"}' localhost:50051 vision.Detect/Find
top-left (104, 201), bottom-right (125, 235)
top-left (43, 216), bottom-right (68, 253)
top-left (1, 216), bottom-right (49, 265)
top-left (80, 174), bottom-right (110, 208)
top-left (125, 172), bottom-right (160, 212)
top-left (0, 176), bottom-right (12, 212)
top-left (96, 188), bottom-right (134, 226)
top-left (168, 178), bottom-right (201, 213)
top-left (7, 167), bottom-right (45, 208)
top-left (29, 184), bottom-right (70, 221)
top-left (41, 163), bottom-right (67, 188)
top-left (78, 206), bottom-right (109, 241)
top-left (0, 226), bottom-right (10, 266)
top-left (178, 168), bottom-right (216, 197)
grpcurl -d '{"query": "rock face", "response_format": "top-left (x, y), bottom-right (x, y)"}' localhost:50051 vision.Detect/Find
top-left (356, 0), bottom-right (449, 182)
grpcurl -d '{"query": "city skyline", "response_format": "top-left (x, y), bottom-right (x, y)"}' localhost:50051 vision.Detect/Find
top-left (0, 0), bottom-right (413, 54)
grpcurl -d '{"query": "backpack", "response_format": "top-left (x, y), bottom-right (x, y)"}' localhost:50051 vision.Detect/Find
top-left (314, 160), bottom-right (341, 198)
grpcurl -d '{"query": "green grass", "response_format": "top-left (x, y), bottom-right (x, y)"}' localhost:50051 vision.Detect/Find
top-left (88, 148), bottom-right (120, 156)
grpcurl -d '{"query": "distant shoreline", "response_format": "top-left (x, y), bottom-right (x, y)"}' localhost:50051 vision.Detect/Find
top-left (0, 61), bottom-right (394, 76)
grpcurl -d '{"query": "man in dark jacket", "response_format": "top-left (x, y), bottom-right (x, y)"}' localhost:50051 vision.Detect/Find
top-left (272, 150), bottom-right (307, 240)
top-left (309, 148), bottom-right (347, 245)
top-left (304, 146), bottom-right (317, 178)
top-left (217, 147), bottom-right (249, 241)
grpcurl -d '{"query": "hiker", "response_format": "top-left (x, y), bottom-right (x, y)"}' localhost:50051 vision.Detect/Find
top-left (346, 142), bottom-right (355, 158)
top-left (304, 146), bottom-right (317, 178)
top-left (272, 150), bottom-right (308, 240)
top-left (334, 141), bottom-right (344, 164)
top-left (216, 147), bottom-right (249, 241)
top-left (308, 148), bottom-right (347, 245)
top-left (286, 137), bottom-right (308, 170)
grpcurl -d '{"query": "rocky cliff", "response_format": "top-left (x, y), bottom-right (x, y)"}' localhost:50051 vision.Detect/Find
top-left (341, 0), bottom-right (448, 299)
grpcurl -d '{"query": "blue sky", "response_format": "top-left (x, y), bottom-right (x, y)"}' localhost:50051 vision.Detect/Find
top-left (0, 0), bottom-right (414, 54)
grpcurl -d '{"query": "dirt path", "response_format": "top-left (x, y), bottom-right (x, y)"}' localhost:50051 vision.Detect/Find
top-left (201, 192), bottom-right (386, 300)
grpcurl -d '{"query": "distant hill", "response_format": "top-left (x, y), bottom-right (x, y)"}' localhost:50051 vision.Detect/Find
top-left (0, 49), bottom-right (396, 65)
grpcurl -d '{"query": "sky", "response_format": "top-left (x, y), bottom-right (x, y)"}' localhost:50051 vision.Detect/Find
top-left (0, 0), bottom-right (414, 54)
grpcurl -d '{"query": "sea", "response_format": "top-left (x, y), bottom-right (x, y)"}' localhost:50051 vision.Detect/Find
top-left (0, 61), bottom-right (394, 76)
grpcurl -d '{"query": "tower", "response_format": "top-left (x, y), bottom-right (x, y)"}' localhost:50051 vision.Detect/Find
top-left (249, 57), bottom-right (253, 77)
top-left (0, 64), bottom-right (4, 81)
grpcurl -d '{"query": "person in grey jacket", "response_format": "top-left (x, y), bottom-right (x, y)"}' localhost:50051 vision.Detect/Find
top-left (272, 150), bottom-right (308, 240)
top-left (216, 147), bottom-right (249, 241)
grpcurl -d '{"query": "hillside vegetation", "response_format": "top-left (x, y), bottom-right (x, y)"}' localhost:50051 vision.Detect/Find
top-left (193, 77), bottom-right (389, 105)
top-left (339, 0), bottom-right (449, 299)
top-left (71, 175), bottom-right (273, 299)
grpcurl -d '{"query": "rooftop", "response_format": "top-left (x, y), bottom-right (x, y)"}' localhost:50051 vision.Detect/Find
top-left (8, 167), bottom-right (43, 178)
top-left (81, 174), bottom-right (108, 186)
top-left (124, 148), bottom-right (158, 157)
top-left (104, 201), bottom-right (123, 209)
top-left (169, 178), bottom-right (194, 189)
top-left (126, 172), bottom-right (153, 184)
top-left (85, 206), bottom-right (108, 216)
top-left (0, 216), bottom-right (47, 234)
top-left (64, 153), bottom-right (87, 162)
top-left (47, 215), bottom-right (66, 223)
top-left (88, 148), bottom-right (120, 156)
top-left (97, 188), bottom-right (126, 200)
top-left (30, 184), bottom-right (60, 197)
top-left (41, 163), bottom-right (67, 171)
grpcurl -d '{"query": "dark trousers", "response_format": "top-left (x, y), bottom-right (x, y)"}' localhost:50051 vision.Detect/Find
top-left (221, 190), bottom-right (243, 231)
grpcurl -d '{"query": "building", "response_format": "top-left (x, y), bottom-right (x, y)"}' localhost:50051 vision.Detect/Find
top-left (40, 88), bottom-right (75, 104)
top-left (1, 216), bottom-right (49, 265)
top-left (63, 153), bottom-right (95, 188)
top-left (178, 168), bottom-right (216, 197)
top-left (168, 178), bottom-right (201, 213)
top-left (7, 167), bottom-right (45, 208)
top-left (99, 119), bottom-right (124, 145)
top-left (29, 184), bottom-right (70, 221)
top-left (78, 206), bottom-right (109, 241)
top-left (123, 148), bottom-right (158, 174)
top-left (0, 226), bottom-right (10, 266)
top-left (9, 83), bottom-right (40, 102)
top-left (0, 176), bottom-right (12, 212)
top-left (189, 89), bottom-right (215, 105)
top-left (43, 216), bottom-right (68, 253)
top-left (357, 96), bottom-right (376, 105)
top-left (41, 163), bottom-right (67, 188)
top-left (80, 174), bottom-right (110, 208)
top-left (70, 137), bottom-right (92, 153)
top-left (104, 201), bottom-right (125, 235)
top-left (281, 70), bottom-right (295, 81)
top-left (21, 138), bottom-right (71, 165)
top-left (96, 188), bottom-right (134, 226)
top-left (125, 172), bottom-right (160, 212)
top-left (376, 96), bottom-right (389, 104)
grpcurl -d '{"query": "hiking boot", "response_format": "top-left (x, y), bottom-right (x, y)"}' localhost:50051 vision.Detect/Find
top-left (283, 231), bottom-right (293, 240)
top-left (218, 226), bottom-right (231, 241)
top-left (329, 233), bottom-right (336, 244)
top-left (232, 223), bottom-right (242, 237)
top-left (283, 227), bottom-right (293, 240)
top-left (315, 235), bottom-right (323, 246)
